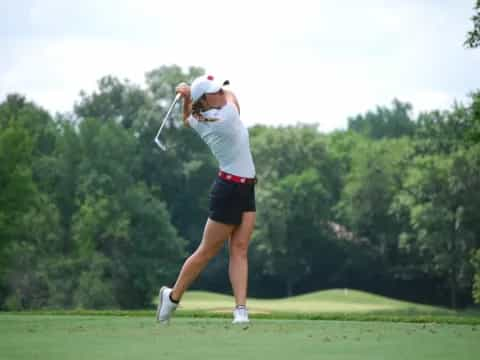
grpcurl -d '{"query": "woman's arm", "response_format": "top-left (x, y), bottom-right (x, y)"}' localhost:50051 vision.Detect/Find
top-left (182, 96), bottom-right (192, 128)
top-left (224, 89), bottom-right (240, 115)
top-left (176, 83), bottom-right (192, 127)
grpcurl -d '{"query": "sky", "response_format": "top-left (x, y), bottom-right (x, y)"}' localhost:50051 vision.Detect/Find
top-left (1, 0), bottom-right (479, 132)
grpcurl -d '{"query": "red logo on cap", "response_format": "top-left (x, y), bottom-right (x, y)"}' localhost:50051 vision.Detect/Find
top-left (207, 75), bottom-right (214, 80)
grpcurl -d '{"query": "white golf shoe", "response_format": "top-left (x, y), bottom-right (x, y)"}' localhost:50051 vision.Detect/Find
top-left (232, 306), bottom-right (250, 324)
top-left (156, 286), bottom-right (178, 324)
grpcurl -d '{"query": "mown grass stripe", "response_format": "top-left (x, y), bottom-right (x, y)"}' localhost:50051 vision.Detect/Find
top-left (2, 310), bottom-right (479, 325)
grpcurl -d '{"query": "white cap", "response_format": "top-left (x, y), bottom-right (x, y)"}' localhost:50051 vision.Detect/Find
top-left (191, 75), bottom-right (225, 103)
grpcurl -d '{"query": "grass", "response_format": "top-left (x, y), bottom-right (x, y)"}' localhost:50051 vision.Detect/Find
top-left (2, 290), bottom-right (478, 359)
top-left (167, 289), bottom-right (479, 325)
top-left (176, 289), bottom-right (445, 314)
top-left (6, 289), bottom-right (479, 325)
top-left (1, 315), bottom-right (479, 360)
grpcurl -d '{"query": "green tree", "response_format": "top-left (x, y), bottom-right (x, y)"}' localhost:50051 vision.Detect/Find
top-left (0, 94), bottom-right (57, 156)
top-left (466, 91), bottom-right (480, 144)
top-left (75, 76), bottom-right (149, 129)
top-left (3, 192), bottom-right (64, 309)
top-left (76, 65), bottom-right (212, 253)
top-left (253, 168), bottom-right (334, 296)
top-left (414, 103), bottom-right (474, 156)
top-left (326, 130), bottom-right (366, 185)
top-left (71, 117), bottom-right (186, 308)
top-left (0, 125), bottom-right (35, 255)
top-left (465, 0), bottom-right (480, 48)
top-left (250, 126), bottom-right (339, 296)
top-left (50, 119), bottom-right (83, 254)
top-left (336, 138), bottom-right (412, 265)
top-left (472, 249), bottom-right (480, 304)
top-left (348, 99), bottom-right (416, 139)
top-left (0, 96), bottom-right (42, 307)
top-left (73, 253), bottom-right (116, 309)
top-left (146, 65), bottom-right (203, 107)
top-left (394, 147), bottom-right (480, 308)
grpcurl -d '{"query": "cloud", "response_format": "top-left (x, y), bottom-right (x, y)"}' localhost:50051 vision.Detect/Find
top-left (1, 0), bottom-right (479, 131)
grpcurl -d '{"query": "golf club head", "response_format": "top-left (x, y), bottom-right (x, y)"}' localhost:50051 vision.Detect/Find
top-left (155, 137), bottom-right (166, 151)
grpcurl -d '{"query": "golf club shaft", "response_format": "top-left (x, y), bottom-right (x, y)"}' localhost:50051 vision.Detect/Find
top-left (154, 93), bottom-right (182, 147)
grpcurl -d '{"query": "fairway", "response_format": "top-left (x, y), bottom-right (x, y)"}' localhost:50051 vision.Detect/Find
top-left (168, 289), bottom-right (447, 315)
top-left (1, 315), bottom-right (478, 360)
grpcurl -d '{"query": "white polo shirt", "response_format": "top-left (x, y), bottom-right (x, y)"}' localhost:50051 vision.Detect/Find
top-left (188, 102), bottom-right (256, 178)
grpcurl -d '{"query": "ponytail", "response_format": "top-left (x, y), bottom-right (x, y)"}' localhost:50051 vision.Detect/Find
top-left (192, 96), bottom-right (206, 117)
top-left (191, 95), bottom-right (220, 123)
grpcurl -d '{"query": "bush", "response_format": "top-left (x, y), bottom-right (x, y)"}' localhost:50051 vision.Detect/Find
top-left (3, 243), bottom-right (49, 310)
top-left (73, 253), bottom-right (116, 309)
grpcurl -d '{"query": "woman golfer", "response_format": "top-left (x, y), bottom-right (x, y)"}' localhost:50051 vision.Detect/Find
top-left (156, 74), bottom-right (256, 324)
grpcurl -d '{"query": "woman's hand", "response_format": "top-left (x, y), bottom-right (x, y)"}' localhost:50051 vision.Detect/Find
top-left (176, 83), bottom-right (191, 100)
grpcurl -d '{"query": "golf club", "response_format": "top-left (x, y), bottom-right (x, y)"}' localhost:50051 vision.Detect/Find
top-left (154, 92), bottom-right (182, 151)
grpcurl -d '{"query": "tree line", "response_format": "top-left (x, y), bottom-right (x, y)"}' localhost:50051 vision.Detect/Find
top-left (1, 65), bottom-right (479, 310)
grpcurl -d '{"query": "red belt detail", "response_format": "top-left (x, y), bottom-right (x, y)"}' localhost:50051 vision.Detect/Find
top-left (218, 171), bottom-right (257, 184)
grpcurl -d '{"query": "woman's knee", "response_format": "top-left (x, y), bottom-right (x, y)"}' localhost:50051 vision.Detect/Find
top-left (229, 240), bottom-right (249, 258)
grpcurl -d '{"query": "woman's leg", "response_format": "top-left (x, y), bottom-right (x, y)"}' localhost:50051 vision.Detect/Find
top-left (228, 212), bottom-right (256, 306)
top-left (170, 218), bottom-right (235, 301)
